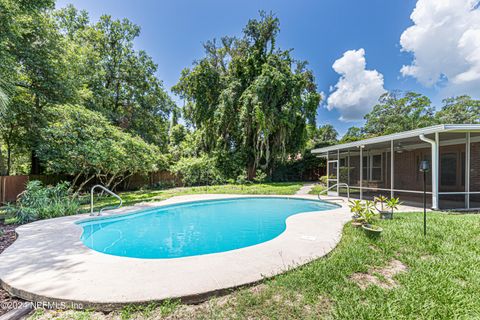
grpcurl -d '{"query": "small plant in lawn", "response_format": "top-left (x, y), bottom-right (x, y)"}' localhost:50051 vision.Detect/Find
top-left (361, 200), bottom-right (383, 237)
top-left (348, 200), bottom-right (364, 227)
top-left (374, 195), bottom-right (388, 211)
top-left (386, 197), bottom-right (402, 219)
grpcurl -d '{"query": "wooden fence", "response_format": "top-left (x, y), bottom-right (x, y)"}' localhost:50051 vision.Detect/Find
top-left (0, 171), bottom-right (181, 205)
top-left (0, 175), bottom-right (29, 204)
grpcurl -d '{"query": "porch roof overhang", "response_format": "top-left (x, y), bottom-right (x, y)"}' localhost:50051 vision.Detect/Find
top-left (311, 124), bottom-right (480, 155)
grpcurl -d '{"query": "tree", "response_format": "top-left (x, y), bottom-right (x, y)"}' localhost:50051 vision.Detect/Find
top-left (0, 0), bottom-right (78, 174)
top-left (340, 126), bottom-right (364, 143)
top-left (435, 96), bottom-right (480, 124)
top-left (37, 104), bottom-right (165, 193)
top-left (55, 6), bottom-right (175, 147)
top-left (363, 91), bottom-right (435, 136)
top-left (173, 12), bottom-right (321, 179)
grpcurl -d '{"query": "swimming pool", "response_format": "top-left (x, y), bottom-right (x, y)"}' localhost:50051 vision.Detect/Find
top-left (78, 197), bottom-right (338, 259)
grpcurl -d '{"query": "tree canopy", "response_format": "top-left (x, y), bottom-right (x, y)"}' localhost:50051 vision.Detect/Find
top-left (363, 91), bottom-right (435, 136)
top-left (0, 2), bottom-right (174, 177)
top-left (173, 12), bottom-right (321, 179)
top-left (37, 104), bottom-right (165, 193)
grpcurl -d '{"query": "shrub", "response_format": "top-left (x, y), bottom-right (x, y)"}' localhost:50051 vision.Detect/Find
top-left (6, 180), bottom-right (80, 224)
top-left (37, 104), bottom-right (165, 194)
top-left (253, 170), bottom-right (268, 183)
top-left (171, 155), bottom-right (224, 186)
top-left (319, 175), bottom-right (328, 186)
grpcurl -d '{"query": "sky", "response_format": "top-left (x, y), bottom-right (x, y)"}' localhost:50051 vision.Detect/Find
top-left (55, 0), bottom-right (480, 135)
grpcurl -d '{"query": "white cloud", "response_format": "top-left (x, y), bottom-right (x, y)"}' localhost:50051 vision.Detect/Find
top-left (400, 0), bottom-right (480, 97)
top-left (326, 49), bottom-right (386, 121)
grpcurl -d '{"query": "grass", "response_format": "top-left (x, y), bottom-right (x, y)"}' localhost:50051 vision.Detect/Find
top-left (30, 211), bottom-right (480, 319)
top-left (83, 182), bottom-right (304, 213)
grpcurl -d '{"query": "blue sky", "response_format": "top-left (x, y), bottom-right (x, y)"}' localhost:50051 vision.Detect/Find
top-left (55, 0), bottom-right (480, 135)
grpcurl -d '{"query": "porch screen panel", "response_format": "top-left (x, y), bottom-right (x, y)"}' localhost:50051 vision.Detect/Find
top-left (338, 153), bottom-right (349, 197)
top-left (361, 146), bottom-right (382, 201)
top-left (345, 151), bottom-right (361, 200)
top-left (439, 133), bottom-right (466, 209)
top-left (394, 191), bottom-right (432, 208)
top-left (393, 140), bottom-right (431, 192)
top-left (348, 152), bottom-right (360, 188)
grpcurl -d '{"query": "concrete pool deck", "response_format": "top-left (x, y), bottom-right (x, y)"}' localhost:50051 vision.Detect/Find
top-left (0, 194), bottom-right (351, 310)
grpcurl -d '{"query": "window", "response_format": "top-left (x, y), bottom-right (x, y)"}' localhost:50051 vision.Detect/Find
top-left (362, 154), bottom-right (383, 181)
top-left (362, 156), bottom-right (368, 180)
top-left (371, 155), bottom-right (382, 181)
top-left (441, 153), bottom-right (457, 186)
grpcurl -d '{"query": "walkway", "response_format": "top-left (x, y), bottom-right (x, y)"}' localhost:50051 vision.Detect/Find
top-left (295, 183), bottom-right (316, 195)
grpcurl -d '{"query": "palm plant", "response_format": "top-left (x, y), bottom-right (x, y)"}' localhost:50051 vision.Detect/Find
top-left (348, 200), bottom-right (363, 219)
top-left (360, 200), bottom-right (377, 225)
top-left (386, 197), bottom-right (402, 218)
top-left (374, 195), bottom-right (388, 212)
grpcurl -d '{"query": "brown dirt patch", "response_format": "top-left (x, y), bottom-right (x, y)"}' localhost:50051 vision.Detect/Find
top-left (0, 222), bottom-right (17, 254)
top-left (350, 259), bottom-right (408, 290)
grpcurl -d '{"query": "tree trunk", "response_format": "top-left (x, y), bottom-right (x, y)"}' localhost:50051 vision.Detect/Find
top-left (75, 175), bottom-right (95, 196)
top-left (6, 144), bottom-right (11, 176)
top-left (247, 162), bottom-right (256, 180)
top-left (30, 150), bottom-right (42, 175)
top-left (30, 94), bottom-right (43, 175)
top-left (0, 142), bottom-right (5, 176)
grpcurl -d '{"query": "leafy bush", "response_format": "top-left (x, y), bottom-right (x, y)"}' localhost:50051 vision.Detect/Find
top-left (37, 104), bottom-right (165, 193)
top-left (171, 155), bottom-right (224, 186)
top-left (7, 181), bottom-right (79, 224)
top-left (253, 170), bottom-right (268, 183)
top-left (319, 175), bottom-right (328, 186)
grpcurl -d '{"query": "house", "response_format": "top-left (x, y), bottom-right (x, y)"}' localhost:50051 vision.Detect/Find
top-left (311, 124), bottom-right (480, 210)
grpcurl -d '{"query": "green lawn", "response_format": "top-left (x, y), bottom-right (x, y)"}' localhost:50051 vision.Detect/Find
top-left (83, 182), bottom-right (304, 213)
top-left (31, 211), bottom-right (480, 319)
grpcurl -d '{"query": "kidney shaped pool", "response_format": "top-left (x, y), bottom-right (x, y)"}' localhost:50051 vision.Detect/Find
top-left (77, 197), bottom-right (339, 259)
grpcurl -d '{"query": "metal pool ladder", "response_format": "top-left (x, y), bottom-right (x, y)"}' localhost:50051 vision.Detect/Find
top-left (318, 183), bottom-right (350, 202)
top-left (90, 184), bottom-right (123, 216)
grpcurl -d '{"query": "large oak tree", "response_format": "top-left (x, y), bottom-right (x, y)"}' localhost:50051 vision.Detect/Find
top-left (173, 12), bottom-right (321, 179)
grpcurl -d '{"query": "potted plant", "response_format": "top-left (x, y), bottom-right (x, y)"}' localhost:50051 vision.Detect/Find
top-left (348, 200), bottom-right (364, 227)
top-left (386, 197), bottom-right (402, 219)
top-left (361, 200), bottom-right (383, 237)
top-left (374, 195), bottom-right (391, 219)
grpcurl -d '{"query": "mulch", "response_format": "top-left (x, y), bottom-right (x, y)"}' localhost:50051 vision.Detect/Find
top-left (0, 221), bottom-right (25, 317)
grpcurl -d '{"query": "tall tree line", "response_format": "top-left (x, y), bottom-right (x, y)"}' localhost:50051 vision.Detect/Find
top-left (0, 1), bottom-right (174, 175)
top-left (340, 92), bottom-right (480, 143)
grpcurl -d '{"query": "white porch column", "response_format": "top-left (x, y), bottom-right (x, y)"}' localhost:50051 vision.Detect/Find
top-left (390, 140), bottom-right (394, 198)
top-left (347, 150), bottom-right (351, 186)
top-left (466, 132), bottom-right (471, 209)
top-left (326, 151), bottom-right (329, 189)
top-left (419, 133), bottom-right (439, 209)
top-left (337, 149), bottom-right (340, 195)
top-left (359, 146), bottom-right (363, 200)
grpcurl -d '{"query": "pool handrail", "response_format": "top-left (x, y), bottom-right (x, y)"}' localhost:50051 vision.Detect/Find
top-left (90, 184), bottom-right (123, 216)
top-left (318, 183), bottom-right (350, 201)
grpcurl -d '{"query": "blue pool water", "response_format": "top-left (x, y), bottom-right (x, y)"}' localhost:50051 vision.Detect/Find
top-left (78, 197), bottom-right (338, 259)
